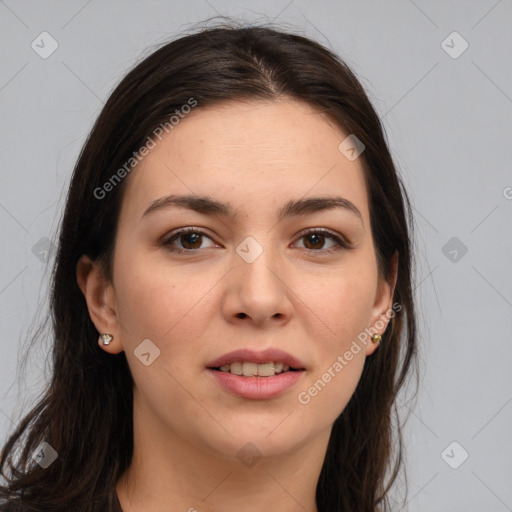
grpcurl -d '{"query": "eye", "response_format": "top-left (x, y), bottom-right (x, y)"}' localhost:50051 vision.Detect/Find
top-left (162, 228), bottom-right (218, 253)
top-left (162, 227), bottom-right (352, 255)
top-left (294, 229), bottom-right (351, 254)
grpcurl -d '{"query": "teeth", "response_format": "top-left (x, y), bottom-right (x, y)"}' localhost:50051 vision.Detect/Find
top-left (229, 362), bottom-right (243, 375)
top-left (217, 361), bottom-right (294, 376)
top-left (243, 362), bottom-right (258, 377)
top-left (257, 362), bottom-right (274, 377)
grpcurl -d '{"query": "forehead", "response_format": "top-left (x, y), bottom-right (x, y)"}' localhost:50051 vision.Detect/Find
top-left (120, 98), bottom-right (369, 222)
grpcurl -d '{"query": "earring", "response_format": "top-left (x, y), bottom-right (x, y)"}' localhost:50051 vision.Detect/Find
top-left (100, 333), bottom-right (113, 346)
top-left (371, 333), bottom-right (382, 346)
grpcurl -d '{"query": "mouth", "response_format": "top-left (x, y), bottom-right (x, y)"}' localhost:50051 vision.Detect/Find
top-left (205, 348), bottom-right (306, 398)
top-left (208, 361), bottom-right (304, 377)
top-left (205, 347), bottom-right (307, 379)
top-left (206, 357), bottom-right (306, 400)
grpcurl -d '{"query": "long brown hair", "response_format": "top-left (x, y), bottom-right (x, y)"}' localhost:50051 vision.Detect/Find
top-left (0, 19), bottom-right (418, 512)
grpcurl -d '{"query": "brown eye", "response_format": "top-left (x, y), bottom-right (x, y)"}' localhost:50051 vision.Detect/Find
top-left (177, 232), bottom-right (203, 250)
top-left (303, 233), bottom-right (327, 250)
top-left (295, 229), bottom-right (349, 254)
top-left (162, 228), bottom-right (216, 252)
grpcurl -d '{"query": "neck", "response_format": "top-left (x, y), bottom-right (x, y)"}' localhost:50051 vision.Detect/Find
top-left (116, 398), bottom-right (329, 512)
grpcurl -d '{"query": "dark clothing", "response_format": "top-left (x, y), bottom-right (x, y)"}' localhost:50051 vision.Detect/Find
top-left (0, 490), bottom-right (124, 511)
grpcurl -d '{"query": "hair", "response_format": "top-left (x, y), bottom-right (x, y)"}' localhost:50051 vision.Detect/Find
top-left (0, 19), bottom-right (418, 512)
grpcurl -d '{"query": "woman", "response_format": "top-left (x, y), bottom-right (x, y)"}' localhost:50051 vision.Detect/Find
top-left (0, 21), bottom-right (418, 512)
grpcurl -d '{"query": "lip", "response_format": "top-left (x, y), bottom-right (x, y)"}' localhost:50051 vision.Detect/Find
top-left (206, 348), bottom-right (306, 370)
top-left (206, 368), bottom-right (305, 400)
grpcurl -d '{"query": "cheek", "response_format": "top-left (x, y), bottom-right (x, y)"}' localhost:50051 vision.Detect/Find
top-left (299, 259), bottom-right (378, 349)
top-left (112, 249), bottom-right (220, 349)
top-left (295, 268), bottom-right (373, 423)
top-left (291, 254), bottom-right (376, 416)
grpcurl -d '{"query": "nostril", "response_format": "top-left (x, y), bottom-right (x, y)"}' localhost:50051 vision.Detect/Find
top-left (237, 313), bottom-right (247, 319)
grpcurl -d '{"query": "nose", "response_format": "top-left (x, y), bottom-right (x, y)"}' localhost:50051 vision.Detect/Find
top-left (222, 239), bottom-right (293, 327)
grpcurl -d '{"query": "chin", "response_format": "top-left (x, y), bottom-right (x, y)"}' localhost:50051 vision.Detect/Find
top-left (205, 420), bottom-right (309, 458)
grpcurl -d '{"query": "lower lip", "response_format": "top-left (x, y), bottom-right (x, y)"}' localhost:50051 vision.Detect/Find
top-left (206, 369), bottom-right (305, 400)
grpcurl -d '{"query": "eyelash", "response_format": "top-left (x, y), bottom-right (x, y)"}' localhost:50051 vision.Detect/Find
top-left (161, 227), bottom-right (351, 255)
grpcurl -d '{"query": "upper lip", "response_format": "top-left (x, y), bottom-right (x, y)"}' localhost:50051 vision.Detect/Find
top-left (206, 348), bottom-right (306, 370)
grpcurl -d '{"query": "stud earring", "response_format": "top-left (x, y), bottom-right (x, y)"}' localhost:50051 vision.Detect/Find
top-left (371, 333), bottom-right (382, 346)
top-left (100, 333), bottom-right (113, 346)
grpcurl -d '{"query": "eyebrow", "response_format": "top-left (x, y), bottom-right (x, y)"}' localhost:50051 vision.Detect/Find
top-left (141, 194), bottom-right (363, 224)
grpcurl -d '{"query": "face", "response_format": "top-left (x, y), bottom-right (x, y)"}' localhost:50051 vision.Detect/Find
top-left (81, 98), bottom-right (396, 462)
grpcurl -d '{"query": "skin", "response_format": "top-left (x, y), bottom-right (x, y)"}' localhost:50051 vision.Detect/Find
top-left (77, 98), bottom-right (397, 512)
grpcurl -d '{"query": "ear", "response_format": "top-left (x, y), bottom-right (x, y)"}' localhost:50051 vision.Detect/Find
top-left (76, 255), bottom-right (124, 354)
top-left (365, 250), bottom-right (399, 356)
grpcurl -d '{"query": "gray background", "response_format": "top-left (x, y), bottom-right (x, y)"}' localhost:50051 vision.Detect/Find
top-left (1, 1), bottom-right (511, 510)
